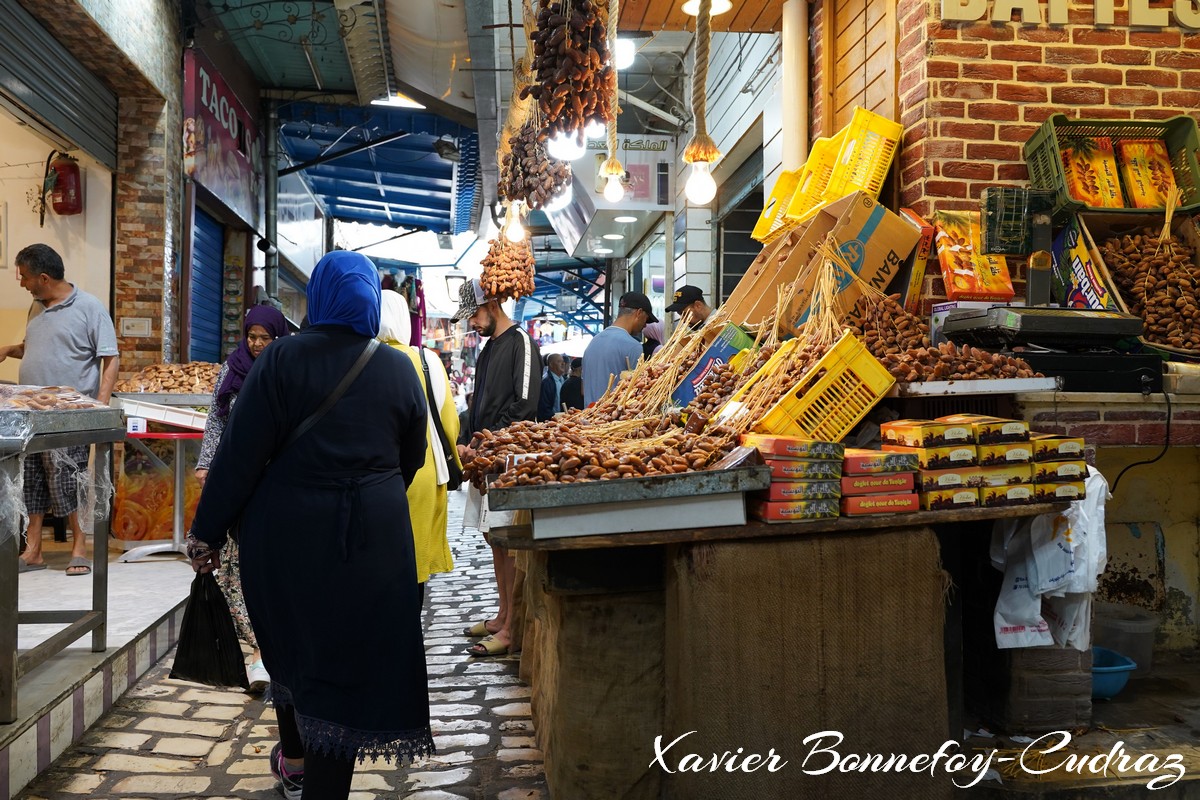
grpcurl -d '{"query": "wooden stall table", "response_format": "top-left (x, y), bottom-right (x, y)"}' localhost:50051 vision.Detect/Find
top-left (492, 503), bottom-right (1068, 800)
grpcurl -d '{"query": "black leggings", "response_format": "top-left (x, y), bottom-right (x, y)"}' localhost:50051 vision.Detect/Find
top-left (276, 704), bottom-right (355, 799)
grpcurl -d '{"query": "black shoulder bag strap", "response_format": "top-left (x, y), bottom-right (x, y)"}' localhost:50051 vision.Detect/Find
top-left (280, 338), bottom-right (379, 452)
top-left (419, 348), bottom-right (460, 468)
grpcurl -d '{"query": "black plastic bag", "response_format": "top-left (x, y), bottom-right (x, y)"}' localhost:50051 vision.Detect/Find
top-left (170, 572), bottom-right (250, 689)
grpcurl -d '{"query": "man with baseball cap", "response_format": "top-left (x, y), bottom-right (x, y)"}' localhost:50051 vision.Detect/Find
top-left (581, 291), bottom-right (657, 406)
top-left (664, 284), bottom-right (712, 328)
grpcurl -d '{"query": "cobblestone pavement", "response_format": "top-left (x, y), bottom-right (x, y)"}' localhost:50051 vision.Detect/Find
top-left (19, 491), bottom-right (548, 799)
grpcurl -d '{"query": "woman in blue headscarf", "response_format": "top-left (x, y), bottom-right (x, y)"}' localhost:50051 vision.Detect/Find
top-left (188, 250), bottom-right (432, 800)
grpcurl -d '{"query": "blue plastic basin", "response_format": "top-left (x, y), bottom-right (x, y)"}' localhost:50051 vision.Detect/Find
top-left (1092, 646), bottom-right (1137, 699)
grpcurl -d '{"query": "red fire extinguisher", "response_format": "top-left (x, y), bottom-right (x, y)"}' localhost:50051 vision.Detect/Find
top-left (49, 153), bottom-right (82, 216)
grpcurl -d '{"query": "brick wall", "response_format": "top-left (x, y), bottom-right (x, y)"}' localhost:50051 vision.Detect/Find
top-left (897, 0), bottom-right (1200, 217)
top-left (1017, 396), bottom-right (1200, 446)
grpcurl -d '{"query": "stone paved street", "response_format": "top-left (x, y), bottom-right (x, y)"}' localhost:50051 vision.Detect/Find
top-left (18, 491), bottom-right (548, 799)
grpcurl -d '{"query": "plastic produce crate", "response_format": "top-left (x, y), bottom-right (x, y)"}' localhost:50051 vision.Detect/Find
top-left (784, 131), bottom-right (845, 222)
top-left (980, 187), bottom-right (1057, 255)
top-left (751, 170), bottom-right (803, 244)
top-left (1023, 114), bottom-right (1200, 219)
top-left (718, 332), bottom-right (895, 441)
top-left (787, 109), bottom-right (902, 224)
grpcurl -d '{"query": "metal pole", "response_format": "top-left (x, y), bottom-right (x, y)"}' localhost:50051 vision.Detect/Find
top-left (91, 444), bottom-right (110, 653)
top-left (265, 100), bottom-right (279, 302)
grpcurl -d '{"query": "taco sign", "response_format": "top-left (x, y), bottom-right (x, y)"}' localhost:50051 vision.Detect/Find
top-left (940, 0), bottom-right (1200, 28)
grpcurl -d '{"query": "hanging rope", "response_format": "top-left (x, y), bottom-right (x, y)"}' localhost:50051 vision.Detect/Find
top-left (684, 0), bottom-right (720, 165)
top-left (601, 0), bottom-right (623, 181)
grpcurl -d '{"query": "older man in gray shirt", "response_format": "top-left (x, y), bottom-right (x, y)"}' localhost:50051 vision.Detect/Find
top-left (0, 244), bottom-right (119, 575)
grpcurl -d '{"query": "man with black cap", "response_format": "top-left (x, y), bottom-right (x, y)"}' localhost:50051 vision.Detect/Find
top-left (665, 284), bottom-right (712, 328)
top-left (581, 291), bottom-right (657, 406)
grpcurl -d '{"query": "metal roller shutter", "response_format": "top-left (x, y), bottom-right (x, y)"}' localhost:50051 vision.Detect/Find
top-left (190, 210), bottom-right (224, 363)
top-left (0, 0), bottom-right (118, 169)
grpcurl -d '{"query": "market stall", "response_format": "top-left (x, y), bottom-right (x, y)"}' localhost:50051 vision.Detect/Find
top-left (0, 388), bottom-right (123, 724)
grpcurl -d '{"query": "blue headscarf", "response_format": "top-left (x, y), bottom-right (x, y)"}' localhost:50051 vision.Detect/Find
top-left (306, 250), bottom-right (381, 338)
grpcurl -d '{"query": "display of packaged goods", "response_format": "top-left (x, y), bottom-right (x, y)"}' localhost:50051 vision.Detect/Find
top-left (840, 492), bottom-right (921, 516)
top-left (671, 323), bottom-right (757, 406)
top-left (1050, 217), bottom-right (1121, 310)
top-left (881, 419), bottom-right (972, 448)
top-left (756, 480), bottom-right (842, 502)
top-left (920, 487), bottom-right (979, 510)
top-left (898, 208), bottom-right (935, 315)
top-left (0, 385), bottom-right (105, 411)
top-left (981, 483), bottom-right (1037, 507)
top-left (935, 414), bottom-right (1030, 443)
top-left (1034, 481), bottom-right (1087, 502)
top-left (1116, 138), bottom-right (1177, 208)
top-left (764, 458), bottom-right (843, 481)
top-left (1031, 434), bottom-right (1086, 462)
top-left (1034, 460), bottom-right (1088, 483)
top-left (1059, 135), bottom-right (1124, 208)
top-left (976, 464), bottom-right (1034, 488)
top-left (918, 467), bottom-right (980, 492)
top-left (750, 497), bottom-right (841, 523)
top-left (932, 210), bottom-right (1015, 302)
top-left (841, 472), bottom-right (916, 496)
top-left (978, 441), bottom-right (1033, 466)
top-left (741, 433), bottom-right (844, 460)
top-left (843, 447), bottom-right (921, 475)
top-left (881, 444), bottom-right (977, 470)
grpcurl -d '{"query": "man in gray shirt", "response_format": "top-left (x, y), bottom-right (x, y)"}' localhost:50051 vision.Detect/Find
top-left (582, 291), bottom-right (656, 406)
top-left (0, 243), bottom-right (119, 575)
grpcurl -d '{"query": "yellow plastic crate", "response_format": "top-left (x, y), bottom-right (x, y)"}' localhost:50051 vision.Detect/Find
top-left (718, 333), bottom-right (894, 441)
top-left (751, 170), bottom-right (802, 243)
top-left (823, 107), bottom-right (902, 202)
top-left (784, 132), bottom-right (844, 222)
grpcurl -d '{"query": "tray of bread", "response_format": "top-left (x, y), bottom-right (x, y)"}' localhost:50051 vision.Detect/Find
top-left (0, 385), bottom-right (123, 446)
top-left (115, 362), bottom-right (220, 395)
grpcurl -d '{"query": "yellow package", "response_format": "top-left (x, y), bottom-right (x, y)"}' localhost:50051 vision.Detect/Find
top-left (1116, 138), bottom-right (1176, 208)
top-left (1059, 135), bottom-right (1124, 208)
top-left (932, 211), bottom-right (1015, 302)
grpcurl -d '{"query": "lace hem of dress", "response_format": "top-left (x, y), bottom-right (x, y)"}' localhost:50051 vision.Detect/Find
top-left (295, 710), bottom-right (436, 765)
top-left (269, 679), bottom-right (293, 707)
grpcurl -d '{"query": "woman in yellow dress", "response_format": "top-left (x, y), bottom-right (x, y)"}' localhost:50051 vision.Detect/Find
top-left (378, 289), bottom-right (459, 605)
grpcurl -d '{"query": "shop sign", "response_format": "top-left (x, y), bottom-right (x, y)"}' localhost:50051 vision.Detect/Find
top-left (940, 0), bottom-right (1200, 28)
top-left (183, 49), bottom-right (263, 229)
top-left (575, 134), bottom-right (675, 209)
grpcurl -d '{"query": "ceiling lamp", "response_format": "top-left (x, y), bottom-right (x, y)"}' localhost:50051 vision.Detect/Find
top-left (547, 129), bottom-right (587, 161)
top-left (595, 246), bottom-right (614, 254)
top-left (602, 233), bottom-right (624, 240)
top-left (615, 38), bottom-right (637, 70)
top-left (682, 0), bottom-right (722, 206)
top-left (681, 0), bottom-right (732, 14)
top-left (614, 214), bottom-right (638, 223)
top-left (503, 202), bottom-right (526, 243)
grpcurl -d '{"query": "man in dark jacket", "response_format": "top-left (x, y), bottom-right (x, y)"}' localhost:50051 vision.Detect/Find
top-left (560, 358), bottom-right (584, 410)
top-left (453, 279), bottom-right (540, 657)
top-left (537, 353), bottom-right (568, 420)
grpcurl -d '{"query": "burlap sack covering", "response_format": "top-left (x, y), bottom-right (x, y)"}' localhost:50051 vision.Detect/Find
top-left (663, 527), bottom-right (954, 799)
top-left (522, 551), bottom-right (665, 800)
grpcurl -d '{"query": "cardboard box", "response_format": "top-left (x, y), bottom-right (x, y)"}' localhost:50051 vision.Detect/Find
top-left (1051, 216), bottom-right (1121, 310)
top-left (1031, 434), bottom-right (1086, 462)
top-left (920, 487), bottom-right (980, 510)
top-left (936, 414), bottom-right (1030, 444)
top-left (842, 447), bottom-right (920, 475)
top-left (841, 472), bottom-right (916, 496)
top-left (1033, 460), bottom-right (1088, 483)
top-left (1115, 138), bottom-right (1176, 208)
top-left (1060, 135), bottom-right (1125, 208)
top-left (881, 444), bottom-right (977, 470)
top-left (881, 419), bottom-right (973, 448)
top-left (750, 497), bottom-right (840, 523)
top-left (918, 467), bottom-right (980, 492)
top-left (932, 211), bottom-right (1015, 302)
top-left (840, 493), bottom-right (921, 516)
top-left (981, 483), bottom-right (1037, 507)
top-left (741, 434), bottom-right (844, 461)
top-left (1034, 481), bottom-right (1087, 502)
top-left (756, 480), bottom-right (842, 502)
top-left (976, 464), bottom-right (1035, 488)
top-left (978, 441), bottom-right (1033, 466)
top-left (898, 208), bottom-right (935, 315)
top-left (765, 458), bottom-right (843, 481)
top-left (671, 323), bottom-right (756, 406)
top-left (930, 300), bottom-right (1025, 346)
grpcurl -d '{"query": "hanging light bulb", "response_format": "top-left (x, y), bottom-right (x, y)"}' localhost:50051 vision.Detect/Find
top-left (547, 129), bottom-right (587, 161)
top-left (584, 119), bottom-right (606, 139)
top-left (505, 214), bottom-right (526, 242)
top-left (543, 183), bottom-right (573, 212)
top-left (684, 161), bottom-right (717, 205)
top-left (681, 0), bottom-right (732, 14)
top-left (603, 173), bottom-right (625, 203)
top-left (615, 38), bottom-right (636, 70)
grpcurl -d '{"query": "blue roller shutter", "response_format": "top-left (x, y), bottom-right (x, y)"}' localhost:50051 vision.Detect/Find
top-left (189, 210), bottom-right (224, 363)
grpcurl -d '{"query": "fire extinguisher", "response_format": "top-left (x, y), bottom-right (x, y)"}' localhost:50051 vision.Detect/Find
top-left (39, 151), bottom-right (82, 226)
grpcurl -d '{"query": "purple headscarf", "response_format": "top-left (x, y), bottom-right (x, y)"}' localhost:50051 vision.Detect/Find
top-left (214, 305), bottom-right (289, 418)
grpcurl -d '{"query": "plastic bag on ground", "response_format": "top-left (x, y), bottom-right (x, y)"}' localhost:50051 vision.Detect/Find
top-left (170, 572), bottom-right (250, 689)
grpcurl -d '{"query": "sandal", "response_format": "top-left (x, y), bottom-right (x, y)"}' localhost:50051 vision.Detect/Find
top-left (66, 556), bottom-right (92, 576)
top-left (18, 557), bottom-right (47, 573)
top-left (463, 620), bottom-right (494, 637)
top-left (465, 635), bottom-right (509, 658)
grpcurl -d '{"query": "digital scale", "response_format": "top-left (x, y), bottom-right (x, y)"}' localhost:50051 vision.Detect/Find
top-left (942, 307), bottom-right (1162, 393)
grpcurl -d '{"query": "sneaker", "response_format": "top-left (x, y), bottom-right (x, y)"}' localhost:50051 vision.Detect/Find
top-left (247, 661), bottom-right (270, 694)
top-left (270, 742), bottom-right (304, 800)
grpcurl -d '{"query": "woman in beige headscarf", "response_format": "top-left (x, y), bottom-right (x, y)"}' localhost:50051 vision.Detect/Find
top-left (378, 290), bottom-right (459, 604)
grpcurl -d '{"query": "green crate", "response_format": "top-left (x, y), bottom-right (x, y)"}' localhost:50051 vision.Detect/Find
top-left (980, 187), bottom-right (1056, 255)
top-left (1023, 114), bottom-right (1200, 219)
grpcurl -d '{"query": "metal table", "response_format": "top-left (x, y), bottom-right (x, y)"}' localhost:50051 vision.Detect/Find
top-left (0, 405), bottom-right (124, 724)
top-left (118, 431), bottom-right (203, 563)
